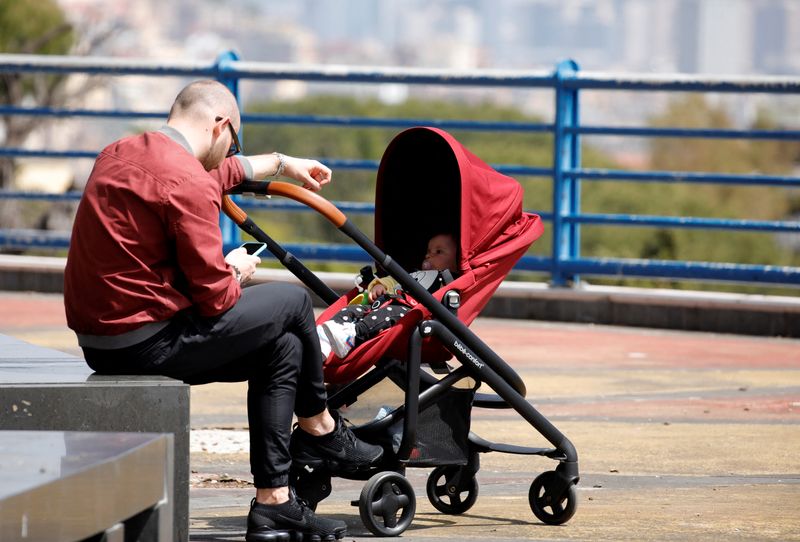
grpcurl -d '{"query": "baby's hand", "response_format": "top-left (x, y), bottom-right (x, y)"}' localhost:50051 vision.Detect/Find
top-left (369, 284), bottom-right (387, 302)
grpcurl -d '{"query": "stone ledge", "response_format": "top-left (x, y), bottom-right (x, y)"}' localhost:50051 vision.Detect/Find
top-left (0, 254), bottom-right (797, 337)
top-left (0, 334), bottom-right (190, 542)
top-left (0, 430), bottom-right (173, 542)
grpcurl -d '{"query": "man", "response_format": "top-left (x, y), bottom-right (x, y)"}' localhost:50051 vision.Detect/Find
top-left (64, 80), bottom-right (382, 542)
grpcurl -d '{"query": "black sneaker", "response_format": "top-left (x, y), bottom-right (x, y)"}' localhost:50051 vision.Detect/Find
top-left (246, 494), bottom-right (346, 542)
top-left (290, 410), bottom-right (383, 473)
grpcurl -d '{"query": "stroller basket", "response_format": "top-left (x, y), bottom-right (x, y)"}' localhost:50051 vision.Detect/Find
top-left (376, 386), bottom-right (474, 467)
top-left (410, 386), bottom-right (473, 466)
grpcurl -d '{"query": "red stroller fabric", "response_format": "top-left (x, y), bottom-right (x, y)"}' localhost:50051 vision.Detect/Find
top-left (319, 127), bottom-right (543, 384)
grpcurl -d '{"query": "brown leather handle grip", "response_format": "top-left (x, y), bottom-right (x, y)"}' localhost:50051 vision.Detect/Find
top-left (222, 194), bottom-right (248, 225)
top-left (267, 182), bottom-right (347, 227)
top-left (222, 181), bottom-right (347, 228)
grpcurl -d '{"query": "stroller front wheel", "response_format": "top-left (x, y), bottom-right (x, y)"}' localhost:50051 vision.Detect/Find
top-left (426, 465), bottom-right (479, 515)
top-left (528, 470), bottom-right (578, 525)
top-left (359, 471), bottom-right (416, 537)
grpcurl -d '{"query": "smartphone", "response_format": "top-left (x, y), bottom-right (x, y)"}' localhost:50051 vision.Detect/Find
top-left (240, 242), bottom-right (267, 257)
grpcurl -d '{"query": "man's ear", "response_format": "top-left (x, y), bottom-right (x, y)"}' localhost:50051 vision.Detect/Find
top-left (212, 117), bottom-right (228, 137)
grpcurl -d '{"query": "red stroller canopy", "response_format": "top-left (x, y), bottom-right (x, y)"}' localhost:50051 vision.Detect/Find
top-left (375, 126), bottom-right (539, 274)
top-left (322, 127), bottom-right (543, 383)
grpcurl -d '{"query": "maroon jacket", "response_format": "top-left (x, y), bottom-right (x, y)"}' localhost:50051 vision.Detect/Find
top-left (65, 128), bottom-right (247, 337)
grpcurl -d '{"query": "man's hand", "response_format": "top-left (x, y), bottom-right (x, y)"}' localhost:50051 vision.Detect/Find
top-left (225, 247), bottom-right (260, 284)
top-left (283, 156), bottom-right (332, 191)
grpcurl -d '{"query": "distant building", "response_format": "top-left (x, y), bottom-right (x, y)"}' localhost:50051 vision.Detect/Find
top-left (753, 0), bottom-right (788, 74)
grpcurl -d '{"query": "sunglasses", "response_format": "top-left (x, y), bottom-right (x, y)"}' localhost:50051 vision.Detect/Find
top-left (215, 116), bottom-right (241, 158)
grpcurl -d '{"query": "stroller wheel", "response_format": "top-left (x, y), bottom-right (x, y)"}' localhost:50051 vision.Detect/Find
top-left (358, 471), bottom-right (416, 537)
top-left (426, 466), bottom-right (479, 515)
top-left (528, 471), bottom-right (578, 525)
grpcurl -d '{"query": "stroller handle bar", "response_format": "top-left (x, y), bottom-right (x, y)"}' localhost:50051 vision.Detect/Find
top-left (221, 181), bottom-right (342, 305)
top-left (223, 181), bottom-right (347, 228)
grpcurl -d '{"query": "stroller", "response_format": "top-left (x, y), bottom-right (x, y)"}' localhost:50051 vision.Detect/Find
top-left (224, 127), bottom-right (580, 536)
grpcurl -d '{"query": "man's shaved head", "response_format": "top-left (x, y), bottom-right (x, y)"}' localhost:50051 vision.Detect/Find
top-left (168, 80), bottom-right (239, 126)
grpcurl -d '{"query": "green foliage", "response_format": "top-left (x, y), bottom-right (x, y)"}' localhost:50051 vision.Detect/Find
top-left (0, 0), bottom-right (74, 54)
top-left (242, 95), bottom-right (556, 251)
top-left (0, 0), bottom-right (74, 104)
top-left (577, 94), bottom-right (799, 291)
top-left (240, 93), bottom-right (798, 292)
top-left (0, 0), bottom-right (76, 192)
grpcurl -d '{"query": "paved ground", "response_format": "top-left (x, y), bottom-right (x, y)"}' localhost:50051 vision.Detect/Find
top-left (1, 290), bottom-right (799, 541)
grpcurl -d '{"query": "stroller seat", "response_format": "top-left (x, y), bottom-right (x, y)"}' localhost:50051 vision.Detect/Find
top-left (318, 127), bottom-right (543, 385)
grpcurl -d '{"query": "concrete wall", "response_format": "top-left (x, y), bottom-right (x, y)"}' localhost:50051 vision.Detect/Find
top-left (1, 255), bottom-right (798, 338)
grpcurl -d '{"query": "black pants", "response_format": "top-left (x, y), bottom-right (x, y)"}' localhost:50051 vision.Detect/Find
top-left (83, 283), bottom-right (328, 488)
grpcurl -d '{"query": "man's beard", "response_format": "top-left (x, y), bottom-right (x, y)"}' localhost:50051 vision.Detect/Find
top-left (201, 141), bottom-right (227, 171)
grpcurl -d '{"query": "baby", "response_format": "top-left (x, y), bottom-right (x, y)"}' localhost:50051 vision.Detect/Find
top-left (318, 233), bottom-right (458, 358)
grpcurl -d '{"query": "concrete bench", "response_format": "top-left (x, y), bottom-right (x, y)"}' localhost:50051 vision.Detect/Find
top-left (0, 430), bottom-right (173, 541)
top-left (0, 334), bottom-right (190, 542)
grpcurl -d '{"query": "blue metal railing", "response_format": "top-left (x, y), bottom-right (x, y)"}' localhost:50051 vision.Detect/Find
top-left (1, 52), bottom-right (799, 288)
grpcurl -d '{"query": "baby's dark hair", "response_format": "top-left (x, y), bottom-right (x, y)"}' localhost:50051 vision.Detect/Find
top-left (425, 231), bottom-right (459, 274)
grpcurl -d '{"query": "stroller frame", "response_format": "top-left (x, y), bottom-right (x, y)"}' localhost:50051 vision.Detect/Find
top-left (224, 177), bottom-right (580, 536)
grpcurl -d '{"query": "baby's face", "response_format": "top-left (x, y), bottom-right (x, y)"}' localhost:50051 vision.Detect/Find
top-left (421, 234), bottom-right (457, 272)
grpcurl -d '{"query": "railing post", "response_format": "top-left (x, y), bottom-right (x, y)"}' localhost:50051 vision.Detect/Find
top-left (215, 50), bottom-right (242, 248)
top-left (550, 60), bottom-right (581, 287)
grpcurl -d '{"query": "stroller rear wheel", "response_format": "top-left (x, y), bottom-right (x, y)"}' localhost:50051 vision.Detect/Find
top-left (358, 471), bottom-right (416, 537)
top-left (426, 465), bottom-right (479, 515)
top-left (528, 470), bottom-right (578, 525)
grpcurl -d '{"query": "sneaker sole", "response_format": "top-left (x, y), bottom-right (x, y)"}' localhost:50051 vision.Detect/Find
top-left (289, 527), bottom-right (347, 542)
top-left (245, 530), bottom-right (291, 542)
top-left (292, 450), bottom-right (383, 474)
top-left (247, 527), bottom-right (346, 542)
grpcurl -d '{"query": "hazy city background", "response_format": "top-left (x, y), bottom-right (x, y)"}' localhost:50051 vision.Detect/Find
top-left (61, 0), bottom-right (800, 75)
top-left (43, 0), bottom-right (796, 170)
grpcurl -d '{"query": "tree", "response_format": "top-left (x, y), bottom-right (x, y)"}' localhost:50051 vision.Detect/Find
top-left (578, 94), bottom-right (799, 292)
top-left (647, 95), bottom-right (797, 269)
top-left (0, 0), bottom-right (119, 230)
top-left (1, 0), bottom-right (74, 189)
